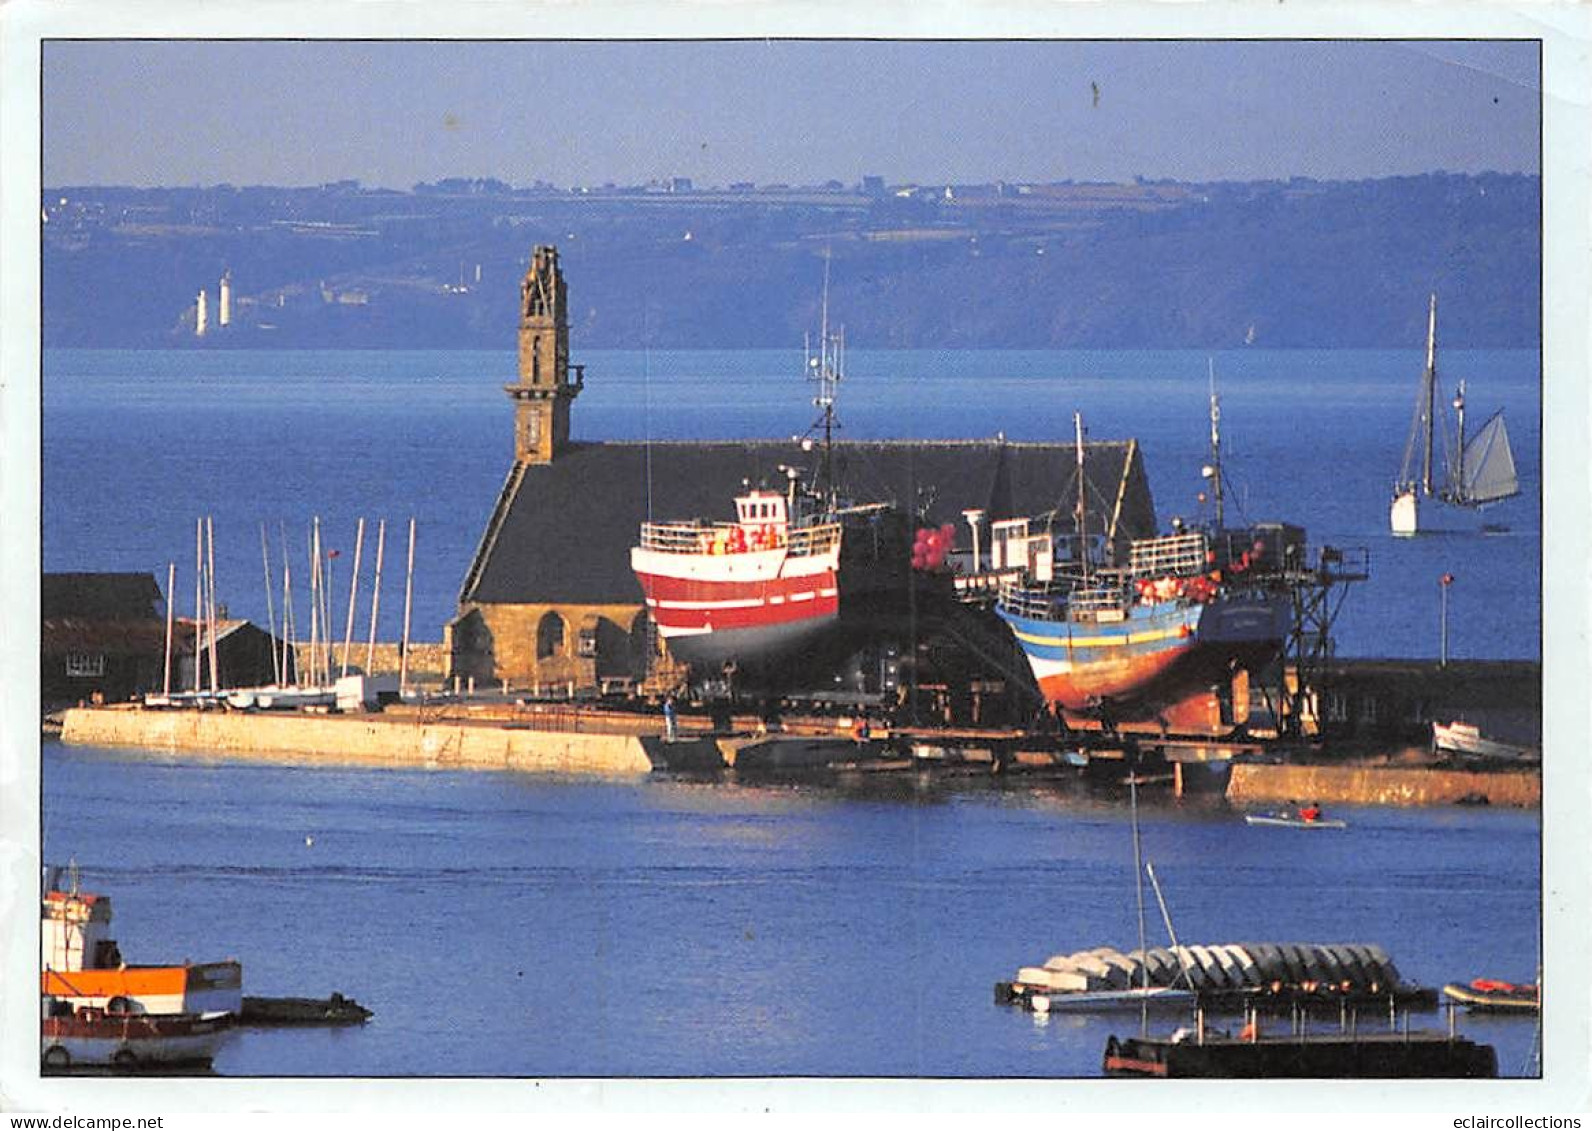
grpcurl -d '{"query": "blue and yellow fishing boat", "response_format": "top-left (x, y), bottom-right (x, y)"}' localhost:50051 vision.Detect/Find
top-left (995, 409), bottom-right (1297, 723)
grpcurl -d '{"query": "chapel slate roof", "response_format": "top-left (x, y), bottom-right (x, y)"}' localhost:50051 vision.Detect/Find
top-left (459, 439), bottom-right (1158, 607)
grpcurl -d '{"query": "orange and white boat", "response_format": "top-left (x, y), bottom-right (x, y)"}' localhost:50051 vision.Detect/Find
top-left (40, 864), bottom-right (240, 1069)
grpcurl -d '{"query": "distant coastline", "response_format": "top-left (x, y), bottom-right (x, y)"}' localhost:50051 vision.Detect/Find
top-left (42, 172), bottom-right (1540, 352)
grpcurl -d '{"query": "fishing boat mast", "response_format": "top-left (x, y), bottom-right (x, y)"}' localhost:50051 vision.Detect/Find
top-left (1074, 412), bottom-right (1091, 584)
top-left (805, 256), bottom-right (844, 512)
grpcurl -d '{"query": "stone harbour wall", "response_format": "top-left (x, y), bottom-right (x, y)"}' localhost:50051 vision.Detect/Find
top-left (59, 706), bottom-right (655, 776)
top-left (1228, 762), bottom-right (1540, 809)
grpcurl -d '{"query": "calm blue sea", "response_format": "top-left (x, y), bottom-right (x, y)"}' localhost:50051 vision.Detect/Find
top-left (41, 347), bottom-right (1541, 660)
top-left (43, 744), bottom-right (1542, 1078)
top-left (37, 349), bottom-right (1543, 1080)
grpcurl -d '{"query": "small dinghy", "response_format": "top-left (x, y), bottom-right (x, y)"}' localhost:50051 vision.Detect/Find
top-left (1442, 979), bottom-right (1539, 1014)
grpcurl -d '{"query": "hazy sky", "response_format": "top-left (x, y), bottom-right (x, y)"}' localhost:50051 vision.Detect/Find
top-left (43, 40), bottom-right (1540, 188)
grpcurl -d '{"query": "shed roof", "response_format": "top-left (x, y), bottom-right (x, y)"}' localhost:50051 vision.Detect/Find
top-left (459, 438), bottom-right (1157, 607)
top-left (41, 573), bottom-right (163, 621)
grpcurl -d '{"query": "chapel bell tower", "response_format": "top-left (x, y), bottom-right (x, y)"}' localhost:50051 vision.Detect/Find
top-left (507, 245), bottom-right (583, 465)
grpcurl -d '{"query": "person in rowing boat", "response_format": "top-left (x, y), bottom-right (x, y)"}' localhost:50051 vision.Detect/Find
top-left (1299, 801), bottom-right (1322, 822)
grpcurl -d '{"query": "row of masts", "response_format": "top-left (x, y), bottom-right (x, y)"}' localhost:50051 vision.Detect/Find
top-left (159, 516), bottom-right (419, 698)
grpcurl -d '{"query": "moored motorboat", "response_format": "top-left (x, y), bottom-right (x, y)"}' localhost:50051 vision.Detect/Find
top-left (41, 864), bottom-right (240, 1070)
top-left (41, 999), bottom-right (232, 1070)
top-left (1432, 720), bottom-right (1539, 763)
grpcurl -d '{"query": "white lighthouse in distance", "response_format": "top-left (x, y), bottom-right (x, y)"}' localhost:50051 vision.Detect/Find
top-left (195, 289), bottom-right (209, 337)
top-left (219, 270), bottom-right (232, 327)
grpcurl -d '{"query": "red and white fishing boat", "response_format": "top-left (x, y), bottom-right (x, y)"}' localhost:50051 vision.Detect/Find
top-left (631, 279), bottom-right (922, 684)
top-left (40, 864), bottom-right (240, 1069)
top-left (632, 485), bottom-right (845, 671)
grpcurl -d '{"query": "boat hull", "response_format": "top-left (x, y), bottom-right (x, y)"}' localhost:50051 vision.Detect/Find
top-left (1391, 490), bottom-right (1419, 536)
top-left (1433, 722), bottom-right (1538, 762)
top-left (41, 1009), bottom-right (232, 1069)
top-left (1440, 981), bottom-right (1539, 1014)
top-left (1245, 815), bottom-right (1348, 829)
top-left (998, 591), bottom-right (1290, 718)
top-left (633, 508), bottom-right (922, 686)
top-left (632, 544), bottom-right (840, 670)
top-left (1029, 986), bottom-right (1196, 1014)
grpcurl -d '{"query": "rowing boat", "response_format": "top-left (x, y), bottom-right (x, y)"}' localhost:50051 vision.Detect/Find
top-left (1244, 813), bottom-right (1347, 829)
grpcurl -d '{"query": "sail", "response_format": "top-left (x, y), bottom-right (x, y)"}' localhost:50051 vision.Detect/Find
top-left (1459, 411), bottom-right (1519, 505)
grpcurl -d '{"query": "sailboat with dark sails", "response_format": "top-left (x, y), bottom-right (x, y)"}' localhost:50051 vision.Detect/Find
top-left (1390, 294), bottom-right (1520, 535)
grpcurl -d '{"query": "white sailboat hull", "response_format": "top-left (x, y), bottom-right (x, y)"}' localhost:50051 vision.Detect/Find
top-left (1390, 490), bottom-right (1419, 536)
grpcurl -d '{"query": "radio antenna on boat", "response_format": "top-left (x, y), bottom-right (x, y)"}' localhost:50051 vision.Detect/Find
top-left (806, 252), bottom-right (843, 509)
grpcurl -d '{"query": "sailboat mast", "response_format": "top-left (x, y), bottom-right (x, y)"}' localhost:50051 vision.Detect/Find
top-left (1452, 379), bottom-right (1467, 502)
top-left (1074, 412), bottom-right (1091, 584)
top-left (1422, 294), bottom-right (1437, 497)
top-left (206, 516), bottom-right (220, 694)
top-left (399, 517), bottom-right (416, 696)
top-left (341, 517), bottom-right (365, 678)
top-left (260, 523), bottom-right (279, 685)
top-left (366, 519), bottom-right (386, 675)
top-left (309, 518), bottom-right (322, 686)
top-left (162, 561), bottom-right (175, 697)
top-left (193, 519), bottom-right (203, 693)
top-left (1130, 768), bottom-right (1149, 1038)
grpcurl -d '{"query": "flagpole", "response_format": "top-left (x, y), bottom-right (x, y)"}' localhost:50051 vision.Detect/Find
top-left (1439, 573), bottom-right (1454, 667)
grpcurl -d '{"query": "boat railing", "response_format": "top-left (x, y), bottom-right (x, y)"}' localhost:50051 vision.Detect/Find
top-left (998, 580), bottom-right (1127, 622)
top-left (638, 520), bottom-right (841, 556)
top-left (1069, 585), bottom-right (1130, 616)
top-left (998, 582), bottom-right (1066, 621)
top-left (1128, 532), bottom-right (1209, 579)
